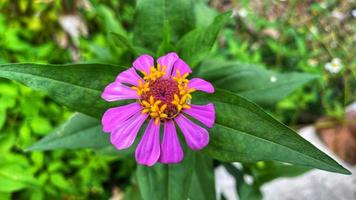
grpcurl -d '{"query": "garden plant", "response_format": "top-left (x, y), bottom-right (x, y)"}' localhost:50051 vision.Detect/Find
top-left (0, 0), bottom-right (354, 199)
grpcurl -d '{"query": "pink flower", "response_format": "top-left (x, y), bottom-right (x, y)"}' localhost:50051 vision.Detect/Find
top-left (101, 52), bottom-right (215, 166)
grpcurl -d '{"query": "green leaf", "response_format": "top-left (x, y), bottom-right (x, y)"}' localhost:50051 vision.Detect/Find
top-left (0, 192), bottom-right (10, 200)
top-left (133, 0), bottom-right (194, 52)
top-left (124, 185), bottom-right (142, 200)
top-left (194, 89), bottom-right (350, 174)
top-left (0, 163), bottom-right (38, 192)
top-left (111, 32), bottom-right (139, 56)
top-left (26, 112), bottom-right (136, 158)
top-left (137, 150), bottom-right (195, 200)
top-left (193, 0), bottom-right (218, 28)
top-left (157, 20), bottom-right (175, 56)
top-left (49, 173), bottom-right (71, 190)
top-left (0, 63), bottom-right (126, 118)
top-left (0, 109), bottom-right (6, 130)
top-left (198, 60), bottom-right (318, 105)
top-left (29, 116), bottom-right (52, 135)
top-left (239, 184), bottom-right (262, 200)
top-left (223, 163), bottom-right (262, 200)
top-left (176, 12), bottom-right (231, 66)
top-left (188, 154), bottom-right (215, 200)
top-left (96, 5), bottom-right (126, 35)
top-left (250, 161), bottom-right (310, 184)
top-left (26, 113), bottom-right (109, 151)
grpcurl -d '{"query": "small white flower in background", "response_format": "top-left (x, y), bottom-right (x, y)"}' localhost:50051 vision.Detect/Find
top-left (270, 75), bottom-right (277, 83)
top-left (238, 8), bottom-right (248, 18)
top-left (352, 9), bottom-right (356, 18)
top-left (325, 58), bottom-right (343, 73)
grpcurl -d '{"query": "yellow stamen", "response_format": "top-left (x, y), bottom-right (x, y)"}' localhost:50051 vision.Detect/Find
top-left (172, 70), bottom-right (189, 85)
top-left (135, 65), bottom-right (196, 122)
top-left (172, 94), bottom-right (191, 112)
top-left (142, 65), bottom-right (166, 81)
top-left (131, 80), bottom-right (150, 96)
top-left (141, 95), bottom-right (167, 124)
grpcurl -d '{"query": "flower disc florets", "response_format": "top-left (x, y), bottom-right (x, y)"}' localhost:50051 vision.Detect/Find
top-left (132, 65), bottom-right (194, 124)
top-left (142, 78), bottom-right (179, 118)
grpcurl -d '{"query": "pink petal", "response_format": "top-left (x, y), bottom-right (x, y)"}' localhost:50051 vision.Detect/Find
top-left (175, 114), bottom-right (209, 150)
top-left (115, 67), bottom-right (143, 86)
top-left (110, 112), bottom-right (148, 150)
top-left (135, 119), bottom-right (161, 166)
top-left (101, 81), bottom-right (138, 102)
top-left (172, 58), bottom-right (192, 77)
top-left (160, 120), bottom-right (184, 164)
top-left (183, 103), bottom-right (215, 128)
top-left (188, 78), bottom-right (214, 93)
top-left (101, 102), bottom-right (142, 132)
top-left (157, 52), bottom-right (179, 77)
top-left (133, 54), bottom-right (154, 74)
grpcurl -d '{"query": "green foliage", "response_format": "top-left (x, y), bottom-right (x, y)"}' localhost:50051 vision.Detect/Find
top-left (199, 60), bottom-right (318, 105)
top-left (188, 154), bottom-right (216, 200)
top-left (195, 89), bottom-right (349, 174)
top-left (0, 162), bottom-right (38, 193)
top-left (137, 149), bottom-right (195, 200)
top-left (133, 0), bottom-right (195, 52)
top-left (1, 62), bottom-right (348, 174)
top-left (0, 63), bottom-right (126, 118)
top-left (0, 0), bottom-right (353, 199)
top-left (0, 81), bottom-right (117, 199)
top-left (224, 161), bottom-right (310, 200)
top-left (0, 1), bottom-right (137, 199)
top-left (26, 113), bottom-right (109, 151)
top-left (177, 12), bottom-right (231, 67)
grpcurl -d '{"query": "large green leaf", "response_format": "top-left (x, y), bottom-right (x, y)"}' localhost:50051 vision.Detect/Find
top-left (133, 0), bottom-right (194, 52)
top-left (0, 63), bottom-right (126, 118)
top-left (26, 113), bottom-right (109, 151)
top-left (176, 12), bottom-right (231, 66)
top-left (194, 89), bottom-right (350, 174)
top-left (137, 150), bottom-right (195, 200)
top-left (0, 64), bottom-right (348, 175)
top-left (198, 60), bottom-right (318, 105)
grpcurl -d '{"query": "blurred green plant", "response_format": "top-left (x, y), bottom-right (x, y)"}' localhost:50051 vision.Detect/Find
top-left (0, 0), bottom-right (138, 199)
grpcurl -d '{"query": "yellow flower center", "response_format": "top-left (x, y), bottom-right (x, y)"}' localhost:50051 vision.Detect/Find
top-left (133, 67), bottom-right (194, 124)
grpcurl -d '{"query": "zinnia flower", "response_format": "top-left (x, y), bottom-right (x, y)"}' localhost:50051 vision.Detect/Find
top-left (325, 58), bottom-right (343, 74)
top-left (101, 52), bottom-right (215, 166)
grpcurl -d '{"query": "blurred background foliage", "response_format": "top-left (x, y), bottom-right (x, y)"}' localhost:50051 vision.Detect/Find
top-left (0, 0), bottom-right (354, 199)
